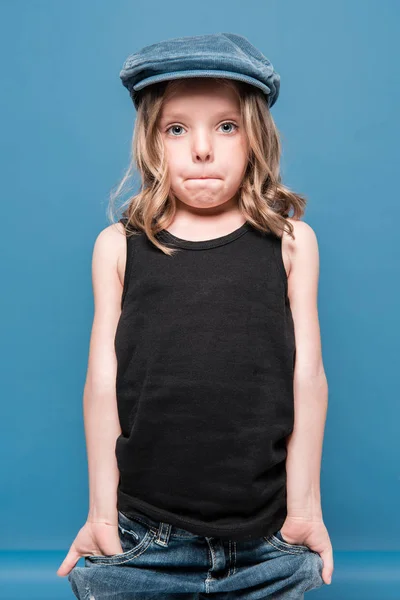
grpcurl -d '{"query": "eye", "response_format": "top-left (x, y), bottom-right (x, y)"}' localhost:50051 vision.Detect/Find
top-left (219, 122), bottom-right (238, 134)
top-left (165, 121), bottom-right (239, 137)
top-left (166, 124), bottom-right (185, 136)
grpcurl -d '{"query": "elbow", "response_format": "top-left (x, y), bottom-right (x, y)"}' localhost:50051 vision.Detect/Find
top-left (294, 365), bottom-right (328, 389)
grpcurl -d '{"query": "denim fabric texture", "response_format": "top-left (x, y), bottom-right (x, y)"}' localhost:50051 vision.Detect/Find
top-left (68, 507), bottom-right (325, 599)
top-left (119, 32), bottom-right (280, 110)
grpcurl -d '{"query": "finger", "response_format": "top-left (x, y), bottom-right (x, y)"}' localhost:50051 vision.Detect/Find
top-left (56, 549), bottom-right (82, 577)
top-left (319, 549), bottom-right (334, 585)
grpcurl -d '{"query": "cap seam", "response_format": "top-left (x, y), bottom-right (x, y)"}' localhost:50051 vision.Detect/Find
top-left (121, 53), bottom-right (267, 74)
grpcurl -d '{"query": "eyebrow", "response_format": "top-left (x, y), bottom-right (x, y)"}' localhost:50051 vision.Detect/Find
top-left (160, 110), bottom-right (241, 121)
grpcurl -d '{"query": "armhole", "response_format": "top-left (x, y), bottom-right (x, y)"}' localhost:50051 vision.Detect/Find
top-left (119, 218), bottom-right (134, 310)
top-left (271, 234), bottom-right (289, 296)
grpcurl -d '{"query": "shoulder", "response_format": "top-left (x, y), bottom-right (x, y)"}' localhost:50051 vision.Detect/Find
top-left (283, 218), bottom-right (320, 280)
top-left (93, 221), bottom-right (126, 255)
top-left (285, 218), bottom-right (318, 245)
top-left (92, 221), bottom-right (127, 286)
top-left (284, 218), bottom-right (319, 253)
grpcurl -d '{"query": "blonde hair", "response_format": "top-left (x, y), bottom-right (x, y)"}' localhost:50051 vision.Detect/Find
top-left (107, 77), bottom-right (306, 255)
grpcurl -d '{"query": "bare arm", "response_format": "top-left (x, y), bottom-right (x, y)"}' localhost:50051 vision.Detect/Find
top-left (84, 222), bottom-right (126, 524)
top-left (284, 219), bottom-right (328, 519)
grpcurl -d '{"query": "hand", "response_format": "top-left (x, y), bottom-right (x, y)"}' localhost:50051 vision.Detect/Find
top-left (280, 516), bottom-right (334, 585)
top-left (56, 516), bottom-right (123, 577)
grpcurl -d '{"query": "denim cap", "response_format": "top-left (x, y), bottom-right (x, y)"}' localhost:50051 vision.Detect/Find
top-left (119, 32), bottom-right (280, 110)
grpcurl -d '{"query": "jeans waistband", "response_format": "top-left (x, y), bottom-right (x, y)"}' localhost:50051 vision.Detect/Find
top-left (119, 505), bottom-right (203, 540)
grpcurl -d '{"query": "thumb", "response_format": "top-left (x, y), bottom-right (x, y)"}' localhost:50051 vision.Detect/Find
top-left (56, 547), bottom-right (82, 577)
top-left (319, 550), bottom-right (334, 585)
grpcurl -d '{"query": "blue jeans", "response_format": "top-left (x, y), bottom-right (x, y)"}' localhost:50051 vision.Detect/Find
top-left (68, 507), bottom-right (325, 599)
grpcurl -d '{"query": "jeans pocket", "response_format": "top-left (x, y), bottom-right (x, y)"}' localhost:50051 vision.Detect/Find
top-left (86, 510), bottom-right (155, 565)
top-left (263, 529), bottom-right (311, 554)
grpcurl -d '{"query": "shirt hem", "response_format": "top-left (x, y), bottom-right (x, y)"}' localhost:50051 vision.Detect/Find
top-left (117, 488), bottom-right (286, 542)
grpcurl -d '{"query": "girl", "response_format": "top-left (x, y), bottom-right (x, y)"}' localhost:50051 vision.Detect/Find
top-left (59, 33), bottom-right (334, 598)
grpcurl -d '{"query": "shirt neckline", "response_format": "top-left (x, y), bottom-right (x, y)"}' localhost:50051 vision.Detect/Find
top-left (156, 221), bottom-right (251, 250)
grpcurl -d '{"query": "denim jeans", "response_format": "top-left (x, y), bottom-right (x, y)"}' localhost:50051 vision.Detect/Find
top-left (68, 507), bottom-right (325, 599)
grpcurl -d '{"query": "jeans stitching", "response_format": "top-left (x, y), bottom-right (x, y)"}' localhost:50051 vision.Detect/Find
top-left (263, 535), bottom-right (309, 555)
top-left (86, 529), bottom-right (156, 565)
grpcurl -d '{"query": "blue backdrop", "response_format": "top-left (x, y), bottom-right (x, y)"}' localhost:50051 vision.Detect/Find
top-left (1, 0), bottom-right (398, 598)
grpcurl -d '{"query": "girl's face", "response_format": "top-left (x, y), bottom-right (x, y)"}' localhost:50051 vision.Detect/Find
top-left (158, 80), bottom-right (249, 212)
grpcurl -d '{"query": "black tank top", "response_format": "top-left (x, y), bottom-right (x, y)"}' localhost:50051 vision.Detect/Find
top-left (114, 218), bottom-right (296, 541)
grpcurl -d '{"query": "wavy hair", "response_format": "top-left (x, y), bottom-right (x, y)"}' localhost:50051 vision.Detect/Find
top-left (107, 77), bottom-right (307, 255)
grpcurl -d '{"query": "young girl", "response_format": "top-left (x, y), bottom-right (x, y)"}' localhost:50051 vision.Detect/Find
top-left (59, 32), bottom-right (334, 598)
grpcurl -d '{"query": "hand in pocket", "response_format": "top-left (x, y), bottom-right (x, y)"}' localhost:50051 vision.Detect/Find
top-left (280, 516), bottom-right (334, 585)
top-left (56, 514), bottom-right (123, 577)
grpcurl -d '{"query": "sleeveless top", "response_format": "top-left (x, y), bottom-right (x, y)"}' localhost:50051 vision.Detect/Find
top-left (114, 218), bottom-right (296, 541)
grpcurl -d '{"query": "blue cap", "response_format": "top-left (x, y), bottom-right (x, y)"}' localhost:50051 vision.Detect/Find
top-left (119, 33), bottom-right (280, 110)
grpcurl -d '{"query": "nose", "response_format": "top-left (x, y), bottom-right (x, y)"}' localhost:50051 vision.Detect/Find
top-left (191, 131), bottom-right (214, 162)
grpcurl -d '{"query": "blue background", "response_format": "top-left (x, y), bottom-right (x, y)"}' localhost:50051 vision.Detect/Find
top-left (1, 0), bottom-right (399, 598)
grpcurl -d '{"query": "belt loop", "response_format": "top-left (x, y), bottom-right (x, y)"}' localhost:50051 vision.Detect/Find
top-left (154, 520), bottom-right (171, 547)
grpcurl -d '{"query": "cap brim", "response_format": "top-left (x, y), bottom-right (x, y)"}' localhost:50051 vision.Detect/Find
top-left (121, 68), bottom-right (278, 107)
